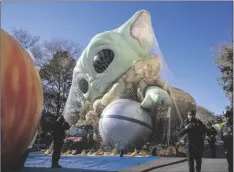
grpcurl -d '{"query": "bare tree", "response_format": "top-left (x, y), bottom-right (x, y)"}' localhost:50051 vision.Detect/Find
top-left (196, 105), bottom-right (215, 124)
top-left (39, 39), bottom-right (81, 117)
top-left (215, 42), bottom-right (233, 110)
top-left (12, 28), bottom-right (83, 133)
top-left (11, 28), bottom-right (39, 50)
top-left (11, 28), bottom-right (43, 62)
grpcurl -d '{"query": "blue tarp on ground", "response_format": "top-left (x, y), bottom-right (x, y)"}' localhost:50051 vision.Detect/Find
top-left (25, 152), bottom-right (159, 171)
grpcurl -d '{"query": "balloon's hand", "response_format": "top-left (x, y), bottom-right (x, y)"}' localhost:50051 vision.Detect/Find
top-left (140, 86), bottom-right (171, 110)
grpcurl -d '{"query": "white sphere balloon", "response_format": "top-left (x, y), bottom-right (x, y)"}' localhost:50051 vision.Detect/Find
top-left (99, 99), bottom-right (152, 151)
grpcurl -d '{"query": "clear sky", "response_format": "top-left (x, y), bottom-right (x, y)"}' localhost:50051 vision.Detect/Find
top-left (2, 1), bottom-right (233, 115)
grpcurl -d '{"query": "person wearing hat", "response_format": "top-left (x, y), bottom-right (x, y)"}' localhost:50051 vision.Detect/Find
top-left (221, 110), bottom-right (233, 172)
top-left (206, 121), bottom-right (217, 158)
top-left (179, 109), bottom-right (207, 172)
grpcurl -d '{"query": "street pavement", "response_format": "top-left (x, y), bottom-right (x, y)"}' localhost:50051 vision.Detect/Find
top-left (15, 168), bottom-right (104, 172)
top-left (16, 158), bottom-right (228, 172)
top-left (14, 149), bottom-right (228, 172)
top-left (148, 158), bottom-right (228, 172)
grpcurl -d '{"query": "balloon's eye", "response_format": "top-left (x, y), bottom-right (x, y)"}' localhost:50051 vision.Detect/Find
top-left (78, 78), bottom-right (88, 94)
top-left (93, 49), bottom-right (114, 73)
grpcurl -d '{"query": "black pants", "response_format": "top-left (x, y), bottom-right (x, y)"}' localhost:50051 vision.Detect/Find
top-left (52, 140), bottom-right (64, 165)
top-left (209, 142), bottom-right (216, 158)
top-left (188, 155), bottom-right (202, 172)
top-left (186, 143), bottom-right (203, 172)
top-left (226, 149), bottom-right (233, 172)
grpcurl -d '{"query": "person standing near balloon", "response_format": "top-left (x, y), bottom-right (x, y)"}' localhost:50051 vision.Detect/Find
top-left (179, 110), bottom-right (207, 172)
top-left (51, 115), bottom-right (70, 168)
top-left (221, 110), bottom-right (233, 172)
top-left (206, 121), bottom-right (217, 158)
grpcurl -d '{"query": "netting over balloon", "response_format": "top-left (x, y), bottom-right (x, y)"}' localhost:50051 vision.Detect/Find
top-left (63, 10), bottom-right (196, 149)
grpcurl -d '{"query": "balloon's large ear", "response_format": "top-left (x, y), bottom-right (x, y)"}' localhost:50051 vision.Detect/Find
top-left (116, 10), bottom-right (154, 58)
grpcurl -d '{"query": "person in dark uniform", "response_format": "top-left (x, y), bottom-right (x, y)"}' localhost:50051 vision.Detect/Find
top-left (151, 147), bottom-right (157, 156)
top-left (221, 110), bottom-right (233, 172)
top-left (206, 121), bottom-right (217, 158)
top-left (51, 115), bottom-right (70, 168)
top-left (120, 150), bottom-right (124, 157)
top-left (179, 110), bottom-right (207, 172)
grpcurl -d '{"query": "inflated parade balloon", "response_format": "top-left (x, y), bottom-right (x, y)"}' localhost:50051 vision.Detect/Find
top-left (1, 29), bottom-right (43, 170)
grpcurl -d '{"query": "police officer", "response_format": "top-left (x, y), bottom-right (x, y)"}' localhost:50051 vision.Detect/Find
top-left (206, 121), bottom-right (217, 158)
top-left (51, 115), bottom-right (70, 168)
top-left (179, 110), bottom-right (207, 172)
top-left (221, 110), bottom-right (233, 172)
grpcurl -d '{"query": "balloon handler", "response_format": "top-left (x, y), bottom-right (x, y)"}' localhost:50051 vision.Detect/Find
top-left (221, 110), bottom-right (233, 172)
top-left (206, 121), bottom-right (217, 158)
top-left (179, 110), bottom-right (207, 172)
top-left (41, 115), bottom-right (70, 168)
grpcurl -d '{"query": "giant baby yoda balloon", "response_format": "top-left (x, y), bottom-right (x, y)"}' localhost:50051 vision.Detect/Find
top-left (63, 10), bottom-right (196, 149)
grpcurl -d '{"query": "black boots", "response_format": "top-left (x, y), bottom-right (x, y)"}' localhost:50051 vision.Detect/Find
top-left (120, 150), bottom-right (124, 157)
top-left (51, 163), bottom-right (62, 168)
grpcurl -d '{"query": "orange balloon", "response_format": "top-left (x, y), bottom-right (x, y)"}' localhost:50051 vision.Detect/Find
top-left (1, 29), bottom-right (43, 169)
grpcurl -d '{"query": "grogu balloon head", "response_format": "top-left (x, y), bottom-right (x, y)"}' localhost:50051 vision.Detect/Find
top-left (73, 10), bottom-right (155, 103)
